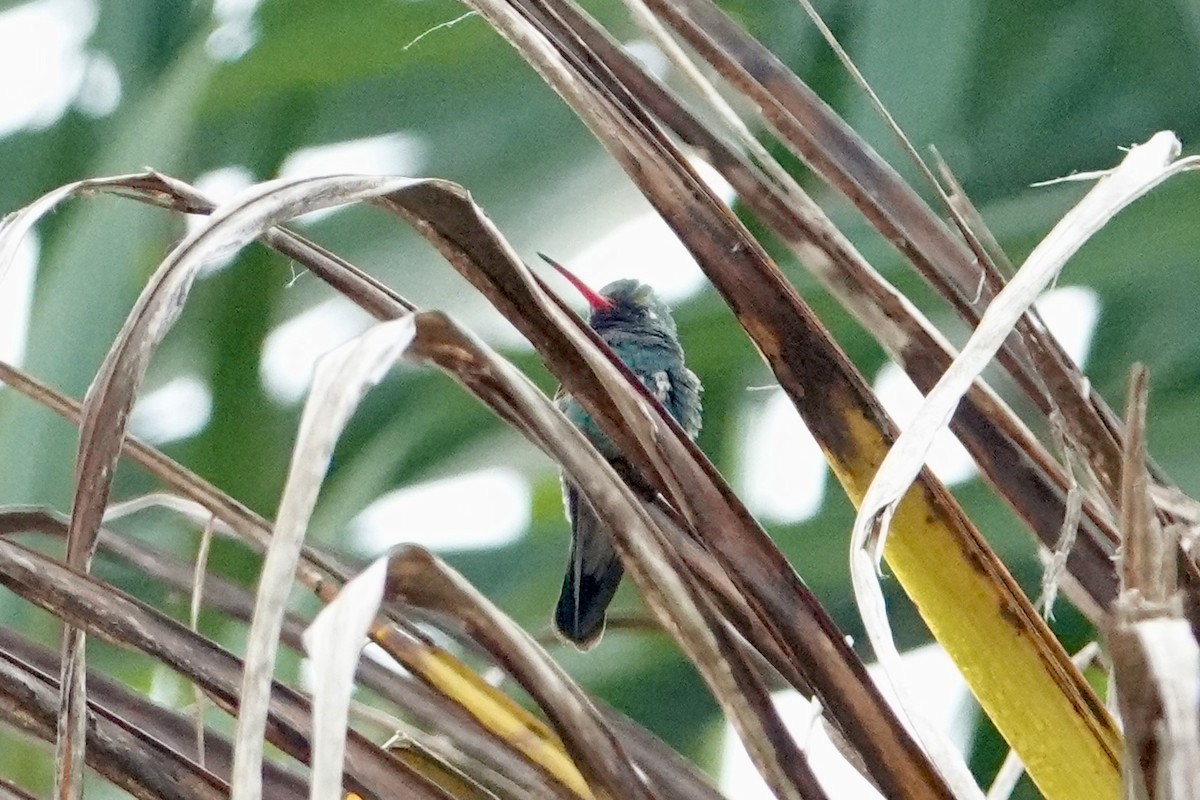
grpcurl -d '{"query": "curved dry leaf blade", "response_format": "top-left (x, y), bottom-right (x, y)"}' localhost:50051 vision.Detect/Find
top-left (233, 316), bottom-right (417, 800)
top-left (303, 557), bottom-right (391, 800)
top-left (55, 174), bottom-right (425, 799)
top-left (0, 170), bottom-right (212, 800)
top-left (0, 173), bottom-right (182, 287)
top-left (71, 174), bottom-right (421, 569)
top-left (17, 169), bottom-right (418, 324)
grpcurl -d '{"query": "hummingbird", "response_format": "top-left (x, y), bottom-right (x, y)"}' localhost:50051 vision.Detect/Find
top-left (539, 254), bottom-right (702, 649)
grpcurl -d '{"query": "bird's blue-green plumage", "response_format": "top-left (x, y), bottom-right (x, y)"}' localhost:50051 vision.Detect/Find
top-left (554, 277), bottom-right (702, 649)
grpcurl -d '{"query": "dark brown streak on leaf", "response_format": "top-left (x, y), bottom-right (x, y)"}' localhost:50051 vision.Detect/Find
top-left (0, 538), bottom-right (454, 800)
top-left (0, 775), bottom-right (37, 800)
top-left (265, 227), bottom-right (417, 318)
top-left (0, 505), bottom-right (271, 642)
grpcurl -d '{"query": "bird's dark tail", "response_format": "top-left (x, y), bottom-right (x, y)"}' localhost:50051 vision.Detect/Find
top-left (554, 487), bottom-right (624, 650)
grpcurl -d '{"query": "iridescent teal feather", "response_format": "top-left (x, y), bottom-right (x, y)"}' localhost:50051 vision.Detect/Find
top-left (551, 275), bottom-right (702, 649)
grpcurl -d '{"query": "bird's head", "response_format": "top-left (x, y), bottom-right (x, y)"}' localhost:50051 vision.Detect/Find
top-left (539, 254), bottom-right (677, 336)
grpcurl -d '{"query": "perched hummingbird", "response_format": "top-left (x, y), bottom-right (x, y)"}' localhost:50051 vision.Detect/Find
top-left (539, 254), bottom-right (702, 649)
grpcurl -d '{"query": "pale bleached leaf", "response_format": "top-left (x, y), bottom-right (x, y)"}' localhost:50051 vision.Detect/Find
top-left (231, 316), bottom-right (416, 800)
top-left (303, 556), bottom-right (390, 800)
top-left (102, 492), bottom-right (237, 538)
top-left (0, 174), bottom-right (147, 287)
top-left (58, 173), bottom-right (424, 799)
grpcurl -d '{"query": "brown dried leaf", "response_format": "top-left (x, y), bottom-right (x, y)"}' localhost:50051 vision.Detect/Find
top-left (0, 536), bottom-right (449, 799)
top-left (1110, 367), bottom-right (1200, 799)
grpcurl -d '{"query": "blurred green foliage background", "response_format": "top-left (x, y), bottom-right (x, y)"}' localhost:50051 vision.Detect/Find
top-left (0, 0), bottom-right (1198, 794)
